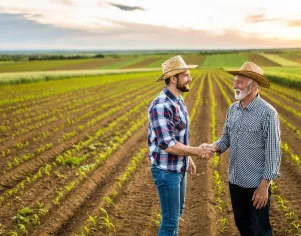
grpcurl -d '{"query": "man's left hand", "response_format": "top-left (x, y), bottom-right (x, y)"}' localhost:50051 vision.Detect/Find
top-left (188, 156), bottom-right (196, 175)
top-left (252, 185), bottom-right (269, 209)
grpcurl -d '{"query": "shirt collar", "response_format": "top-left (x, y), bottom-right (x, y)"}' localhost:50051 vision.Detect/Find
top-left (237, 94), bottom-right (260, 111)
top-left (163, 86), bottom-right (183, 103)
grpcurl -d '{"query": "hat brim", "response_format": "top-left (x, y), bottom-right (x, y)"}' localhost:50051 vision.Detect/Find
top-left (156, 65), bottom-right (198, 82)
top-left (226, 70), bottom-right (270, 88)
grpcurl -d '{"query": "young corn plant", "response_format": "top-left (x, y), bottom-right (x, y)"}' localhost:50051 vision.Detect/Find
top-left (217, 218), bottom-right (229, 233)
top-left (99, 208), bottom-right (116, 232)
top-left (104, 196), bottom-right (115, 208)
top-left (150, 212), bottom-right (162, 227)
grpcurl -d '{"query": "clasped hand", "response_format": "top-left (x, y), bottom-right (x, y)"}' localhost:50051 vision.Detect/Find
top-left (197, 143), bottom-right (218, 159)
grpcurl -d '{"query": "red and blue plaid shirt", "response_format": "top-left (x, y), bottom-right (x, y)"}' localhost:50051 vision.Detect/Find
top-left (148, 87), bottom-right (189, 172)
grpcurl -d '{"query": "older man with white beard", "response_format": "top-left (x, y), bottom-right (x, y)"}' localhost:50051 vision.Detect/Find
top-left (204, 62), bottom-right (281, 236)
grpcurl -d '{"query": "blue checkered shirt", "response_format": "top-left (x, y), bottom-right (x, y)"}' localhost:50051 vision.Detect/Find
top-left (215, 94), bottom-right (281, 188)
top-left (148, 87), bottom-right (189, 172)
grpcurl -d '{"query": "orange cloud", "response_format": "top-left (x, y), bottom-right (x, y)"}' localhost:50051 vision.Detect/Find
top-left (245, 14), bottom-right (279, 24)
top-left (286, 19), bottom-right (301, 27)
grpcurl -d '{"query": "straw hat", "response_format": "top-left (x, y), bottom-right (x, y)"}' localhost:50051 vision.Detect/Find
top-left (226, 62), bottom-right (270, 88)
top-left (157, 55), bottom-right (198, 82)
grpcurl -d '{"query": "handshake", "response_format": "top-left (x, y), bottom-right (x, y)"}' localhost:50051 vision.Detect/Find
top-left (194, 143), bottom-right (219, 159)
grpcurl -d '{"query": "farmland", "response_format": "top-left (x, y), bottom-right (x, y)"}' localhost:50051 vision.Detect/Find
top-left (0, 51), bottom-right (301, 235)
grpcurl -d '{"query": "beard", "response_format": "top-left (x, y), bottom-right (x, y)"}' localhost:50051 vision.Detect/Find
top-left (234, 82), bottom-right (252, 100)
top-left (176, 79), bottom-right (190, 92)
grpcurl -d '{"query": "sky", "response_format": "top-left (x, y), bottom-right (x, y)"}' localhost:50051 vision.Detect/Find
top-left (0, 0), bottom-right (300, 50)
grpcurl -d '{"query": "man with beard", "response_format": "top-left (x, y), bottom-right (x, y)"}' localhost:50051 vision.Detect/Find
top-left (148, 55), bottom-right (215, 236)
top-left (204, 62), bottom-right (281, 236)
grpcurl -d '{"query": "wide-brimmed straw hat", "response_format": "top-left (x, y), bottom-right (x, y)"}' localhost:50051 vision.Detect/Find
top-left (226, 62), bottom-right (270, 88)
top-left (157, 55), bottom-right (198, 82)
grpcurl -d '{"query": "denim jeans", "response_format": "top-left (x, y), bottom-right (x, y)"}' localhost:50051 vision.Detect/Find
top-left (151, 167), bottom-right (187, 236)
top-left (229, 183), bottom-right (272, 236)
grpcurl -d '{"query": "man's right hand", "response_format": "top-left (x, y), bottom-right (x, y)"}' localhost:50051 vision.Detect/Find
top-left (195, 144), bottom-right (215, 159)
top-left (198, 143), bottom-right (220, 159)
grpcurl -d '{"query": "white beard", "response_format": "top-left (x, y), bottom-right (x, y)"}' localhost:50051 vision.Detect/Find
top-left (234, 88), bottom-right (251, 100)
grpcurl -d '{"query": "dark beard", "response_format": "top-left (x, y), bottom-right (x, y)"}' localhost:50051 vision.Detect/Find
top-left (176, 79), bottom-right (190, 92)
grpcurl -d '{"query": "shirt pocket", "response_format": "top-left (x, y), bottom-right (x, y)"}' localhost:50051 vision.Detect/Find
top-left (227, 119), bottom-right (238, 134)
top-left (243, 124), bottom-right (264, 148)
top-left (227, 111), bottom-right (239, 133)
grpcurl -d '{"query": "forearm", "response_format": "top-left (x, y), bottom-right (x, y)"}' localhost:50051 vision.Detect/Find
top-left (165, 142), bottom-right (200, 156)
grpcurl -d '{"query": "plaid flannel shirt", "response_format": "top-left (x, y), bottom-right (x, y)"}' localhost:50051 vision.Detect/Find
top-left (148, 87), bottom-right (189, 172)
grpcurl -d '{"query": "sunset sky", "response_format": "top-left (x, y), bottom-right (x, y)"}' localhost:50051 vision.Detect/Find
top-left (0, 0), bottom-right (300, 50)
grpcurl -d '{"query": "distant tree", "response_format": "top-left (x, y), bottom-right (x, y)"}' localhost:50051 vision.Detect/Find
top-left (94, 54), bottom-right (105, 58)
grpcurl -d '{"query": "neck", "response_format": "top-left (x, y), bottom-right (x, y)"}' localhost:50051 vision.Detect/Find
top-left (240, 92), bottom-right (258, 108)
top-left (167, 85), bottom-right (182, 97)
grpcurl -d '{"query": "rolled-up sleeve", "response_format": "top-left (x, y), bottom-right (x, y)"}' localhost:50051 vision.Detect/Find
top-left (263, 110), bottom-right (281, 180)
top-left (149, 103), bottom-right (177, 150)
top-left (215, 109), bottom-right (231, 153)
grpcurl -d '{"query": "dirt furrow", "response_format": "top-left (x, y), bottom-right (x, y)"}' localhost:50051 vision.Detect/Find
top-left (31, 125), bottom-right (149, 236)
top-left (213, 74), bottom-right (238, 235)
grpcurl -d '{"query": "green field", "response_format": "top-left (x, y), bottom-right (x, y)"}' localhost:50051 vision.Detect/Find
top-left (0, 51), bottom-right (301, 84)
top-left (0, 58), bottom-right (105, 72)
top-left (99, 55), bottom-right (148, 69)
top-left (1, 67), bottom-right (301, 236)
top-left (201, 53), bottom-right (248, 68)
top-left (0, 68), bottom-right (160, 85)
top-left (259, 53), bottom-right (301, 67)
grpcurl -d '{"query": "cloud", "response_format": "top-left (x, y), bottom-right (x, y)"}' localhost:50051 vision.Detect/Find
top-left (104, 20), bottom-right (301, 49)
top-left (286, 19), bottom-right (301, 27)
top-left (109, 3), bottom-right (145, 11)
top-left (0, 13), bottom-right (86, 45)
top-left (0, 12), bottom-right (300, 50)
top-left (245, 14), bottom-right (279, 24)
top-left (52, 0), bottom-right (75, 6)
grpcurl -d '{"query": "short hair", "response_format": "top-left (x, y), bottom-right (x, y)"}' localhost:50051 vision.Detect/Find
top-left (165, 77), bottom-right (171, 85)
top-left (165, 73), bottom-right (181, 85)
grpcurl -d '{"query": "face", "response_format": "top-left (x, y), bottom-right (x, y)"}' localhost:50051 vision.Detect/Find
top-left (175, 70), bottom-right (192, 92)
top-left (233, 75), bottom-right (254, 101)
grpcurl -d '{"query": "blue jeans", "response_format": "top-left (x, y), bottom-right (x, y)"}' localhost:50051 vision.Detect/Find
top-left (151, 167), bottom-right (187, 236)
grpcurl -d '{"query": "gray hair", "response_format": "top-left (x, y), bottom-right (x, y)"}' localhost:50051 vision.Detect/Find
top-left (248, 79), bottom-right (260, 90)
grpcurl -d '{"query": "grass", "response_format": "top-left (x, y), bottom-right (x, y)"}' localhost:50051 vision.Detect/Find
top-left (201, 53), bottom-right (248, 68)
